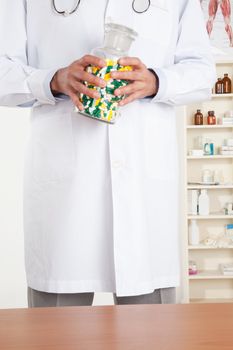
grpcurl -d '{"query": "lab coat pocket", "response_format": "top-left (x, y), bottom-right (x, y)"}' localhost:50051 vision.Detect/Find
top-left (145, 111), bottom-right (177, 181)
top-left (32, 115), bottom-right (75, 183)
top-left (133, 0), bottom-right (172, 45)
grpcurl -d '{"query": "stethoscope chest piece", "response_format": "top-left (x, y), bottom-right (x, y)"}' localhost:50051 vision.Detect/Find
top-left (132, 0), bottom-right (151, 14)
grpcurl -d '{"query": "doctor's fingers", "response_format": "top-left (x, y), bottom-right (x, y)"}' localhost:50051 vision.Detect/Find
top-left (119, 90), bottom-right (145, 106)
top-left (69, 90), bottom-right (84, 111)
top-left (114, 81), bottom-right (145, 97)
top-left (73, 70), bottom-right (106, 88)
top-left (70, 80), bottom-right (100, 99)
top-left (78, 55), bottom-right (106, 69)
top-left (111, 70), bottom-right (143, 81)
top-left (118, 57), bottom-right (145, 69)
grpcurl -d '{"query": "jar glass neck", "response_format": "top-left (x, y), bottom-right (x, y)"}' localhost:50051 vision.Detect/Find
top-left (103, 24), bottom-right (137, 56)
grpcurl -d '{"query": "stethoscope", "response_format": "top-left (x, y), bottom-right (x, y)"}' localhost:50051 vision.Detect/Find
top-left (52, 0), bottom-right (151, 16)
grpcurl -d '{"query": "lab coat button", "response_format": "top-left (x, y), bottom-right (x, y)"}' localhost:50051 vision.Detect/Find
top-left (112, 160), bottom-right (123, 169)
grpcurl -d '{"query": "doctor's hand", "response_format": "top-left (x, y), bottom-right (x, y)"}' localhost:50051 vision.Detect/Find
top-left (111, 57), bottom-right (158, 106)
top-left (50, 55), bottom-right (107, 110)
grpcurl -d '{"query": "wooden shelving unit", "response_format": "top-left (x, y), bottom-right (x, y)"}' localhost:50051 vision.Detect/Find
top-left (183, 59), bottom-right (233, 304)
top-left (187, 155), bottom-right (233, 159)
top-left (188, 245), bottom-right (233, 250)
top-left (187, 125), bottom-right (233, 129)
top-left (189, 270), bottom-right (233, 280)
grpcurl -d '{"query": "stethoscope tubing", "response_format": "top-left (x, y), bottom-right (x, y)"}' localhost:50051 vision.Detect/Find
top-left (52, 0), bottom-right (81, 16)
top-left (52, 0), bottom-right (151, 16)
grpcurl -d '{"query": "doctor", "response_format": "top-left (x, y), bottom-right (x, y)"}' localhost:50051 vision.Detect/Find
top-left (0, 0), bottom-right (215, 307)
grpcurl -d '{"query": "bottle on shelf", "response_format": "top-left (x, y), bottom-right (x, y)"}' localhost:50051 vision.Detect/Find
top-left (203, 138), bottom-right (214, 155)
top-left (188, 190), bottom-right (198, 215)
top-left (222, 73), bottom-right (232, 94)
top-left (207, 111), bottom-right (216, 125)
top-left (188, 220), bottom-right (200, 245)
top-left (194, 109), bottom-right (203, 125)
top-left (215, 78), bottom-right (223, 94)
top-left (198, 189), bottom-right (210, 216)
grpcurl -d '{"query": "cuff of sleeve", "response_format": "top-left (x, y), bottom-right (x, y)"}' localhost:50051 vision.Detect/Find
top-left (27, 68), bottom-right (59, 105)
top-left (150, 67), bottom-right (168, 102)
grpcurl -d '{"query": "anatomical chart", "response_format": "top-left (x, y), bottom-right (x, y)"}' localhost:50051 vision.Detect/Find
top-left (200, 0), bottom-right (233, 55)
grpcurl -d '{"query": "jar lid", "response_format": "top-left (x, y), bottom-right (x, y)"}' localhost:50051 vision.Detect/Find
top-left (105, 23), bottom-right (138, 40)
top-left (104, 23), bottom-right (138, 55)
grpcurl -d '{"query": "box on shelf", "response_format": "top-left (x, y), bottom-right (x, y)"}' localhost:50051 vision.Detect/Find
top-left (220, 263), bottom-right (233, 276)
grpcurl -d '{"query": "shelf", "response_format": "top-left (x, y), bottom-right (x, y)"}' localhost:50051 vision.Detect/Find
top-left (187, 125), bottom-right (233, 129)
top-left (189, 270), bottom-right (233, 279)
top-left (184, 60), bottom-right (233, 304)
top-left (190, 298), bottom-right (233, 304)
top-left (212, 93), bottom-right (233, 98)
top-left (187, 184), bottom-right (233, 189)
top-left (215, 58), bottom-right (233, 64)
top-left (188, 214), bottom-right (233, 219)
top-left (188, 245), bottom-right (233, 250)
top-left (187, 155), bottom-right (233, 159)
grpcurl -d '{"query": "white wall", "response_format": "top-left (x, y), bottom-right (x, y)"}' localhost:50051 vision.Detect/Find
top-left (0, 107), bottom-right (29, 308)
top-left (0, 107), bottom-right (183, 309)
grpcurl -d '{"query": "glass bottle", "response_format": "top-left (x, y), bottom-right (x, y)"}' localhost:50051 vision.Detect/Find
top-left (79, 23), bottom-right (138, 124)
top-left (207, 111), bottom-right (216, 125)
top-left (194, 109), bottom-right (203, 125)
top-left (215, 78), bottom-right (223, 94)
top-left (222, 73), bottom-right (232, 94)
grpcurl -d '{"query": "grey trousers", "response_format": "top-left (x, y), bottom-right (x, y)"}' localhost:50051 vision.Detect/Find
top-left (27, 287), bottom-right (176, 308)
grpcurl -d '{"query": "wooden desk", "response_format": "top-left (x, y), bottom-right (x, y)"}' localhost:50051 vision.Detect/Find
top-left (0, 304), bottom-right (233, 349)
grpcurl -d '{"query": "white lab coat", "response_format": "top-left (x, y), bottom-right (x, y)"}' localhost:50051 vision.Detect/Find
top-left (0, 0), bottom-right (215, 296)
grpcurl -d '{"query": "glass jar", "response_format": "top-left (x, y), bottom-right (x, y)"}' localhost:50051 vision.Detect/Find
top-left (79, 23), bottom-right (138, 123)
top-left (222, 73), bottom-right (232, 94)
top-left (202, 169), bottom-right (213, 183)
top-left (207, 111), bottom-right (216, 125)
top-left (194, 109), bottom-right (203, 125)
top-left (189, 260), bottom-right (198, 275)
top-left (215, 78), bottom-right (223, 94)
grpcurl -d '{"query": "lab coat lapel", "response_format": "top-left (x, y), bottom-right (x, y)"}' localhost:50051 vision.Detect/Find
top-left (105, 0), bottom-right (169, 34)
top-left (151, 0), bottom-right (168, 11)
top-left (105, 0), bottom-right (134, 28)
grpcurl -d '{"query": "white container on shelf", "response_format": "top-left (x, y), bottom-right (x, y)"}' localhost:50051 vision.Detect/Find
top-left (188, 220), bottom-right (200, 245)
top-left (198, 189), bottom-right (210, 216)
top-left (188, 190), bottom-right (198, 215)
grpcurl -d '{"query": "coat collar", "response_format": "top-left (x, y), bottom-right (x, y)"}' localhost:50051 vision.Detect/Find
top-left (105, 0), bottom-right (169, 25)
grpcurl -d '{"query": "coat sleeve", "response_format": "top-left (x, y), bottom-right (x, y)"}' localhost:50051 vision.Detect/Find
top-left (0, 0), bottom-right (58, 107)
top-left (152, 0), bottom-right (216, 106)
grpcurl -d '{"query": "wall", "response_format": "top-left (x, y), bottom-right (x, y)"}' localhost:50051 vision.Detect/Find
top-left (0, 107), bottom-right (29, 308)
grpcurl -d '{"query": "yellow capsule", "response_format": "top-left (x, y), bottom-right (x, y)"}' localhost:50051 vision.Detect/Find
top-left (106, 59), bottom-right (117, 66)
top-left (100, 103), bottom-right (106, 110)
top-left (95, 99), bottom-right (101, 106)
top-left (104, 73), bottom-right (111, 81)
top-left (120, 65), bottom-right (132, 72)
top-left (92, 67), bottom-right (99, 74)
